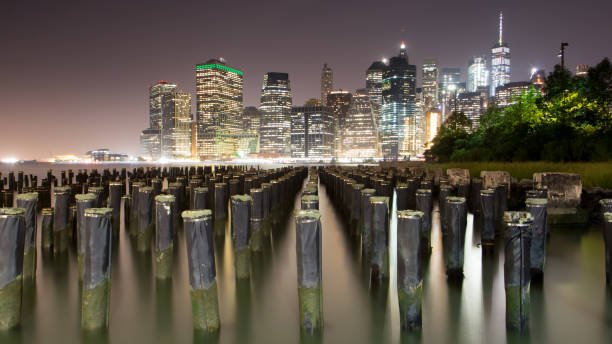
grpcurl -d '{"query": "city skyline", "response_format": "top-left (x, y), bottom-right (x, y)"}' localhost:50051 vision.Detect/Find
top-left (1, 0), bottom-right (611, 159)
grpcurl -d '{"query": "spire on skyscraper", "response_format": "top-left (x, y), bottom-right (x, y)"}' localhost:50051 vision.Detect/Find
top-left (498, 11), bottom-right (503, 45)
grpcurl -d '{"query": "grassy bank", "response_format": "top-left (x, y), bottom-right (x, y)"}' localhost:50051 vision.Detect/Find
top-left (424, 161), bottom-right (612, 189)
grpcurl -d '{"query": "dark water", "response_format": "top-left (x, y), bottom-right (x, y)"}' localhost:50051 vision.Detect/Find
top-left (1, 163), bottom-right (611, 343)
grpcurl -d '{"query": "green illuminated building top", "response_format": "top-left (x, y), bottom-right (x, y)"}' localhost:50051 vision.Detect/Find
top-left (196, 63), bottom-right (243, 75)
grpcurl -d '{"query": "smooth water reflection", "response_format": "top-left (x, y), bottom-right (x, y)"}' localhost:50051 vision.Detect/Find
top-left (0, 165), bottom-right (611, 343)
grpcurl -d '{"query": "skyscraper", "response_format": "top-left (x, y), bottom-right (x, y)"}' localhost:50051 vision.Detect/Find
top-left (366, 61), bottom-right (385, 137)
top-left (195, 58), bottom-right (243, 159)
top-left (449, 90), bottom-right (487, 129)
top-left (381, 43), bottom-right (417, 158)
top-left (242, 106), bottom-right (261, 155)
top-left (259, 72), bottom-right (292, 157)
top-left (290, 106), bottom-right (334, 159)
top-left (467, 56), bottom-right (490, 92)
top-left (341, 89), bottom-right (378, 158)
top-left (149, 81), bottom-right (177, 130)
top-left (321, 63), bottom-right (333, 106)
top-left (422, 58), bottom-right (439, 110)
top-left (495, 81), bottom-right (531, 107)
top-left (440, 67), bottom-right (462, 121)
top-left (140, 81), bottom-right (191, 160)
top-left (160, 90), bottom-right (192, 159)
top-left (326, 90), bottom-right (352, 157)
top-left (490, 11), bottom-right (511, 96)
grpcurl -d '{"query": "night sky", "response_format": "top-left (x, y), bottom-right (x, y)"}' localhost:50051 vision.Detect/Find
top-left (1, 0), bottom-right (611, 159)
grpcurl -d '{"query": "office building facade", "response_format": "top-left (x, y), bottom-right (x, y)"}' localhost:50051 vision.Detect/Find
top-left (259, 72), bottom-right (292, 157)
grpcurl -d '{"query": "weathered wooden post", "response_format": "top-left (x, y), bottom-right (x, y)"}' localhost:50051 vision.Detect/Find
top-left (81, 208), bottom-right (113, 330)
top-left (53, 186), bottom-right (71, 254)
top-left (396, 210), bottom-right (423, 330)
top-left (503, 211), bottom-right (533, 332)
top-left (231, 195), bottom-right (252, 279)
top-left (526, 198), bottom-right (548, 275)
top-left (155, 195), bottom-right (175, 279)
top-left (0, 208), bottom-right (26, 330)
top-left (41, 208), bottom-right (54, 250)
top-left (445, 197), bottom-right (467, 278)
top-left (360, 188), bottom-right (376, 260)
top-left (415, 189), bottom-right (432, 252)
top-left (76, 193), bottom-right (96, 280)
top-left (16, 193), bottom-right (37, 279)
top-left (480, 189), bottom-right (497, 246)
top-left (295, 210), bottom-right (323, 334)
top-left (182, 210), bottom-right (220, 332)
top-left (137, 187), bottom-right (154, 252)
top-left (603, 212), bottom-right (612, 286)
top-left (370, 196), bottom-right (390, 281)
top-left (301, 195), bottom-right (319, 210)
top-left (108, 181), bottom-right (122, 235)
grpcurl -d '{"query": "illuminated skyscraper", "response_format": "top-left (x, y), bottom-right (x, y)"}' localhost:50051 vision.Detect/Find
top-left (326, 90), bottom-right (352, 156)
top-left (195, 58), bottom-right (243, 159)
top-left (422, 58), bottom-right (439, 110)
top-left (381, 43), bottom-right (417, 158)
top-left (490, 11), bottom-right (511, 96)
top-left (242, 106), bottom-right (261, 155)
top-left (140, 81), bottom-right (191, 160)
top-left (440, 67), bottom-right (462, 121)
top-left (290, 106), bottom-right (334, 158)
top-left (366, 61), bottom-right (385, 137)
top-left (321, 63), bottom-right (333, 106)
top-left (467, 56), bottom-right (489, 92)
top-left (341, 89), bottom-right (378, 158)
top-left (161, 90), bottom-right (192, 159)
top-left (259, 72), bottom-right (292, 157)
top-left (149, 81), bottom-right (177, 130)
top-left (495, 81), bottom-right (531, 107)
top-left (449, 89), bottom-right (487, 129)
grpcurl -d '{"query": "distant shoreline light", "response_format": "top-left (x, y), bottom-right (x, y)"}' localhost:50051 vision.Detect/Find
top-left (195, 64), bottom-right (243, 75)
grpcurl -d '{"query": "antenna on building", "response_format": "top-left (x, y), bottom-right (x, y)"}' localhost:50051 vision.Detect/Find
top-left (499, 11), bottom-right (503, 45)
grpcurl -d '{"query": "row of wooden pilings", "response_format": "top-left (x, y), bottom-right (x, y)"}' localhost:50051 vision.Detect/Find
top-left (0, 165), bottom-right (307, 332)
top-left (316, 166), bottom-right (612, 334)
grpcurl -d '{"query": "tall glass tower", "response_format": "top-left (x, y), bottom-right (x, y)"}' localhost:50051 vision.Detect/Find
top-left (160, 90), bottom-right (192, 159)
top-left (195, 58), bottom-right (243, 159)
top-left (321, 63), bottom-right (333, 106)
top-left (422, 58), bottom-right (439, 111)
top-left (381, 43), bottom-right (417, 158)
top-left (467, 56), bottom-right (489, 92)
top-left (366, 61), bottom-right (385, 139)
top-left (259, 72), bottom-right (292, 157)
top-left (490, 11), bottom-right (511, 96)
top-left (341, 89), bottom-right (379, 158)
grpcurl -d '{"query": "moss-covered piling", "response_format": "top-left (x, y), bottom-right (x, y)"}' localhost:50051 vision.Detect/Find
top-left (155, 195), bottom-right (175, 280)
top-left (81, 208), bottom-right (113, 330)
top-left (76, 193), bottom-right (96, 280)
top-left (16, 193), bottom-right (38, 279)
top-left (397, 210), bottom-right (424, 330)
top-left (53, 186), bottom-right (71, 254)
top-left (137, 187), bottom-right (154, 252)
top-left (295, 210), bottom-right (323, 334)
top-left (231, 195), bottom-right (252, 279)
top-left (503, 211), bottom-right (533, 332)
top-left (182, 210), bottom-right (219, 332)
top-left (0, 208), bottom-right (26, 330)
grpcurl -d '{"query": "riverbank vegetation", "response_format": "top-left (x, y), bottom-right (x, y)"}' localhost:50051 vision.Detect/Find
top-left (425, 58), bottom-right (612, 163)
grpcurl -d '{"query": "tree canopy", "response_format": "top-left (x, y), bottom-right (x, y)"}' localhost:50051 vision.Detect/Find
top-left (425, 58), bottom-right (612, 162)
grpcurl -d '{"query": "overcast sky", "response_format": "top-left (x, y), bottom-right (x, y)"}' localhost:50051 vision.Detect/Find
top-left (1, 0), bottom-right (611, 159)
